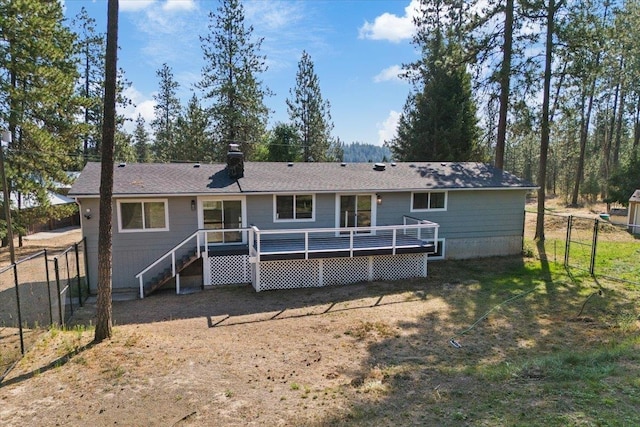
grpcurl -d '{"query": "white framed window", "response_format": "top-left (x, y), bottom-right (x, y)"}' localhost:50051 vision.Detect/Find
top-left (117, 199), bottom-right (169, 232)
top-left (411, 191), bottom-right (447, 212)
top-left (274, 194), bottom-right (315, 222)
top-left (427, 238), bottom-right (446, 260)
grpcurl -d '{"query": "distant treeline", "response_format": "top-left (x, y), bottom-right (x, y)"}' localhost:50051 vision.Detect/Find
top-left (342, 143), bottom-right (392, 163)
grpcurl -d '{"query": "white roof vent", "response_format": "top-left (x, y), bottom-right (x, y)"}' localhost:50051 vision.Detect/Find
top-left (373, 162), bottom-right (386, 171)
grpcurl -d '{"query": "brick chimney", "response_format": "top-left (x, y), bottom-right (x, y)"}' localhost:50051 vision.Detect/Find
top-left (226, 143), bottom-right (244, 179)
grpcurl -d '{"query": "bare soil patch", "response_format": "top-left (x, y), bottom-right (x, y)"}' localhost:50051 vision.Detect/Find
top-left (1, 209), bottom-right (638, 426)
top-left (0, 227), bottom-right (82, 270)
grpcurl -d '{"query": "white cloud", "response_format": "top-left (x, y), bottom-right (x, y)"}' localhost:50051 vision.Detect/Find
top-left (377, 110), bottom-right (401, 146)
top-left (373, 65), bottom-right (405, 83)
top-left (244, 0), bottom-right (304, 31)
top-left (358, 0), bottom-right (420, 43)
top-left (163, 0), bottom-right (196, 12)
top-left (119, 86), bottom-right (157, 133)
top-left (120, 0), bottom-right (156, 12)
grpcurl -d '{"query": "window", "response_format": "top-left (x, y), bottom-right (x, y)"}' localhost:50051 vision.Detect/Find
top-left (118, 199), bottom-right (168, 232)
top-left (275, 194), bottom-right (314, 221)
top-left (411, 191), bottom-right (447, 211)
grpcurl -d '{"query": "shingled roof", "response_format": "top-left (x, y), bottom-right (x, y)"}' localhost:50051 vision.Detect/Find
top-left (69, 161), bottom-right (536, 197)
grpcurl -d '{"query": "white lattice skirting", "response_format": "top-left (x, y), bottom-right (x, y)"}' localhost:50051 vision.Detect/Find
top-left (204, 253), bottom-right (428, 291)
top-left (253, 253), bottom-right (428, 292)
top-left (204, 255), bottom-right (251, 286)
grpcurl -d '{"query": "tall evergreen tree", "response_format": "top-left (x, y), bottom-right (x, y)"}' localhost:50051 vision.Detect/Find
top-left (199, 0), bottom-right (270, 160)
top-left (0, 0), bottom-right (81, 245)
top-left (132, 114), bottom-right (151, 162)
top-left (388, 21), bottom-right (479, 161)
top-left (267, 123), bottom-right (300, 162)
top-left (95, 0), bottom-right (118, 343)
top-left (72, 6), bottom-right (105, 164)
top-left (174, 94), bottom-right (212, 162)
top-left (286, 50), bottom-right (336, 162)
top-left (151, 63), bottom-right (181, 162)
top-left (534, 0), bottom-right (564, 241)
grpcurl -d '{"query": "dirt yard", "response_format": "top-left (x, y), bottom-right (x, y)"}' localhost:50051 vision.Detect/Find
top-left (1, 204), bottom-right (638, 426)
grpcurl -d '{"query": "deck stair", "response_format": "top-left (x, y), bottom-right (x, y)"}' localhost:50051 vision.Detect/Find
top-left (143, 248), bottom-right (200, 297)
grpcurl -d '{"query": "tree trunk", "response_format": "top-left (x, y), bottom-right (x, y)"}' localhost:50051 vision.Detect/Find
top-left (95, 0), bottom-right (118, 343)
top-left (535, 0), bottom-right (559, 241)
top-left (495, 0), bottom-right (514, 170)
top-left (571, 86), bottom-right (596, 206)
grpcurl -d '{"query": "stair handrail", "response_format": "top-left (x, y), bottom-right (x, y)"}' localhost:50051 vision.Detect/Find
top-left (135, 229), bottom-right (203, 298)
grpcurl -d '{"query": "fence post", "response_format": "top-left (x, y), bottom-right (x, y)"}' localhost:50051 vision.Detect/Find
top-left (12, 264), bottom-right (25, 355)
top-left (83, 237), bottom-right (90, 295)
top-left (590, 219), bottom-right (599, 276)
top-left (44, 249), bottom-right (53, 326)
top-left (75, 243), bottom-right (82, 307)
top-left (564, 215), bottom-right (572, 268)
top-left (65, 252), bottom-right (73, 316)
top-left (54, 257), bottom-right (63, 327)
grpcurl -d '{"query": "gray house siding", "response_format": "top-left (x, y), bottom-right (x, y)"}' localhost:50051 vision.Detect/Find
top-left (377, 189), bottom-right (526, 259)
top-left (81, 189), bottom-right (527, 291)
top-left (81, 196), bottom-right (198, 292)
top-left (246, 193), bottom-right (337, 230)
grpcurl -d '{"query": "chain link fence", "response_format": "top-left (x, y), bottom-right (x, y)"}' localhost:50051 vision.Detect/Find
top-left (524, 210), bottom-right (639, 285)
top-left (0, 238), bottom-right (88, 381)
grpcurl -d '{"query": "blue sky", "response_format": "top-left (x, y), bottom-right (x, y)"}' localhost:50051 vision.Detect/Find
top-left (62, 0), bottom-right (422, 146)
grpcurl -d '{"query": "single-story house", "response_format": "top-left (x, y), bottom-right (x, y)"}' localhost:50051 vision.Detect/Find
top-left (69, 149), bottom-right (536, 298)
top-left (629, 190), bottom-right (640, 235)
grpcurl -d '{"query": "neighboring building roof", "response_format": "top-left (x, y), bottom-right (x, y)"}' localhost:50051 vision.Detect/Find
top-left (630, 190), bottom-right (640, 203)
top-left (69, 161), bottom-right (537, 198)
top-left (1, 191), bottom-right (75, 209)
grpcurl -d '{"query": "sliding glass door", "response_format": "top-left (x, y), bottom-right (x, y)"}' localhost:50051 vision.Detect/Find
top-left (202, 199), bottom-right (244, 244)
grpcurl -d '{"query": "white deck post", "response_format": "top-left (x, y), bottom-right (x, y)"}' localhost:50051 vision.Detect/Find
top-left (176, 273), bottom-right (181, 294)
top-left (392, 229), bottom-right (397, 255)
top-left (139, 276), bottom-right (144, 299)
top-left (423, 253), bottom-right (428, 277)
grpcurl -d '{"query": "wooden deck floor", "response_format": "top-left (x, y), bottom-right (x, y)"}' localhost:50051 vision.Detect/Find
top-left (255, 233), bottom-right (435, 261)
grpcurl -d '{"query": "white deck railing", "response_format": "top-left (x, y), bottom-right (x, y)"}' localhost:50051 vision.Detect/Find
top-left (135, 228), bottom-right (253, 298)
top-left (136, 221), bottom-right (439, 298)
top-left (249, 220), bottom-right (439, 262)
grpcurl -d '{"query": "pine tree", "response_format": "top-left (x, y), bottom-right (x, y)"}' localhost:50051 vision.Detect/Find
top-left (0, 0), bottom-right (82, 245)
top-left (72, 6), bottom-right (105, 164)
top-left (286, 50), bottom-right (336, 162)
top-left (151, 63), bottom-right (181, 162)
top-left (267, 123), bottom-right (299, 162)
top-left (174, 94), bottom-right (212, 162)
top-left (95, 0), bottom-right (119, 343)
top-left (133, 114), bottom-right (151, 162)
top-left (388, 27), bottom-right (480, 161)
top-left (199, 0), bottom-right (270, 160)
top-left (114, 130), bottom-right (136, 163)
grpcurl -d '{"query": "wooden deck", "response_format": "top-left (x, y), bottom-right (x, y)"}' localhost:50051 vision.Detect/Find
top-left (203, 234), bottom-right (435, 261)
top-left (253, 233), bottom-right (434, 261)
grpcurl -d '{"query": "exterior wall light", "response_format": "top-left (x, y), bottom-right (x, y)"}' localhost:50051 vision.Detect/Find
top-left (191, 199), bottom-right (196, 211)
top-left (84, 208), bottom-right (92, 220)
top-left (376, 194), bottom-right (382, 205)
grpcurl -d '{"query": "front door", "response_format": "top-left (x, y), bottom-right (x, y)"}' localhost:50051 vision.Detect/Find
top-left (339, 194), bottom-right (373, 234)
top-left (202, 199), bottom-right (244, 244)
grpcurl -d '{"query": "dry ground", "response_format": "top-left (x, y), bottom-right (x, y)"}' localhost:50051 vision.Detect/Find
top-left (0, 204), bottom-right (638, 426)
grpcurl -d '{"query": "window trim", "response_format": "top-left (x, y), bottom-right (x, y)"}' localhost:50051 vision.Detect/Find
top-left (427, 238), bottom-right (446, 260)
top-left (410, 191), bottom-right (448, 212)
top-left (334, 193), bottom-right (377, 235)
top-left (273, 194), bottom-right (316, 222)
top-left (117, 198), bottom-right (169, 233)
top-left (197, 196), bottom-right (247, 245)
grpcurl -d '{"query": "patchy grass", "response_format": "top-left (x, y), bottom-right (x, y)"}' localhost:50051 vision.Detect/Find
top-left (1, 255), bottom-right (639, 426)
